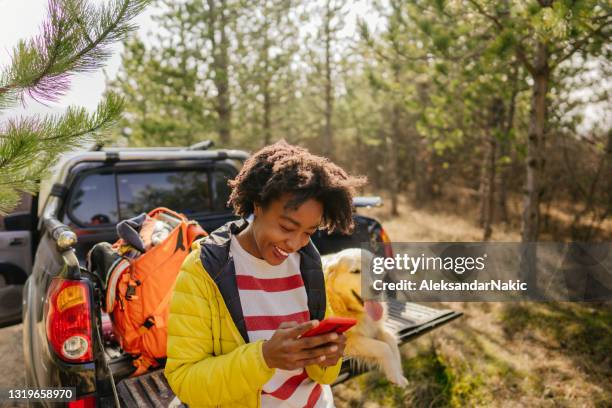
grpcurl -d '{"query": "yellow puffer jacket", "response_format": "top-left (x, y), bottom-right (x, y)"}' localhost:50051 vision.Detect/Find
top-left (165, 240), bottom-right (342, 407)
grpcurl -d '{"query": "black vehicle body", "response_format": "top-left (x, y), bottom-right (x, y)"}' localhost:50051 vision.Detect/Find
top-left (22, 146), bottom-right (461, 407)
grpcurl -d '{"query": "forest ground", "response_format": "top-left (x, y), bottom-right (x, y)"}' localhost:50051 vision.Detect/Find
top-left (333, 192), bottom-right (611, 407)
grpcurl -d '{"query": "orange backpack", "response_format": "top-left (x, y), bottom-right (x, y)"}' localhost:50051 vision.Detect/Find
top-left (103, 207), bottom-right (207, 375)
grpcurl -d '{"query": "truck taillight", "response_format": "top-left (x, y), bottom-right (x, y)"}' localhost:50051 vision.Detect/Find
top-left (379, 227), bottom-right (393, 258)
top-left (45, 279), bottom-right (93, 363)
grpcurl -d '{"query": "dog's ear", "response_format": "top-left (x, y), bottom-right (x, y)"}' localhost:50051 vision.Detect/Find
top-left (322, 253), bottom-right (341, 278)
top-left (327, 288), bottom-right (348, 314)
top-left (323, 253), bottom-right (349, 314)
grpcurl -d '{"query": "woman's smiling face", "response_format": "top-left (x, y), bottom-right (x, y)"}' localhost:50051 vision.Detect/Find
top-left (251, 193), bottom-right (323, 265)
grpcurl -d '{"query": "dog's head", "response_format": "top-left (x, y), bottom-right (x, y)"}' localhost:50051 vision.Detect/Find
top-left (322, 248), bottom-right (384, 321)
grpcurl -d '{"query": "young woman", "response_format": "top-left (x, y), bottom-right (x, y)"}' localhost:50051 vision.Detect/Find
top-left (165, 140), bottom-right (366, 407)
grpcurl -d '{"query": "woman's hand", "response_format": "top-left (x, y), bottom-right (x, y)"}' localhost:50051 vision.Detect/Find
top-left (261, 320), bottom-right (347, 370)
top-left (317, 329), bottom-right (346, 367)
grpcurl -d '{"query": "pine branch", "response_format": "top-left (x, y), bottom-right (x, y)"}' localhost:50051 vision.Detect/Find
top-left (0, 0), bottom-right (149, 214)
top-left (465, 0), bottom-right (536, 75)
top-left (0, 92), bottom-right (123, 214)
top-left (0, 0), bottom-right (149, 109)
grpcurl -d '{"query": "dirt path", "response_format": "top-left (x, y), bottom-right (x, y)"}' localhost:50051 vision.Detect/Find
top-left (0, 323), bottom-right (25, 388)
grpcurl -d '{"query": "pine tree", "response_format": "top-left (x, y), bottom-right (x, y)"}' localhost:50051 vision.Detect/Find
top-left (109, 0), bottom-right (241, 147)
top-left (460, 0), bottom-right (611, 241)
top-left (358, 0), bottom-right (412, 216)
top-left (0, 0), bottom-right (149, 213)
top-left (302, 0), bottom-right (346, 157)
top-left (233, 0), bottom-right (301, 148)
top-left (108, 27), bottom-right (212, 146)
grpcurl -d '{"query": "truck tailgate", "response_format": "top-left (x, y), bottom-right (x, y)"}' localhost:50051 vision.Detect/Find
top-left (116, 300), bottom-right (462, 407)
top-left (333, 299), bottom-right (463, 385)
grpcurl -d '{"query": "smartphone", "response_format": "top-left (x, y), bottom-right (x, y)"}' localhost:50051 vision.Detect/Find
top-left (301, 317), bottom-right (357, 338)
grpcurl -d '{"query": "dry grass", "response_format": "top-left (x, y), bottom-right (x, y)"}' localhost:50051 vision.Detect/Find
top-left (333, 193), bottom-right (612, 407)
top-left (360, 189), bottom-right (521, 242)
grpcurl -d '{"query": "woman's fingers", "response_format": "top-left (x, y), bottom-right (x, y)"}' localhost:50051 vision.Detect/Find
top-left (290, 343), bottom-right (339, 361)
top-left (293, 342), bottom-right (345, 368)
top-left (290, 355), bottom-right (328, 369)
top-left (278, 321), bottom-right (299, 330)
top-left (297, 332), bottom-right (339, 349)
top-left (323, 342), bottom-right (345, 363)
top-left (282, 320), bottom-right (319, 339)
top-left (317, 334), bottom-right (347, 367)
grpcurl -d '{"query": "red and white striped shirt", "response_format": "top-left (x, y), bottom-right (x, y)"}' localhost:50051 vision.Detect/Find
top-left (230, 234), bottom-right (334, 408)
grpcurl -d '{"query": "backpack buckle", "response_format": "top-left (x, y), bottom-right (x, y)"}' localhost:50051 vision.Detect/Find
top-left (143, 316), bottom-right (155, 329)
top-left (125, 279), bottom-right (141, 300)
top-left (138, 316), bottom-right (155, 334)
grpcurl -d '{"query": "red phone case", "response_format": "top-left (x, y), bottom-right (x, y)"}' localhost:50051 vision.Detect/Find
top-left (301, 317), bottom-right (357, 337)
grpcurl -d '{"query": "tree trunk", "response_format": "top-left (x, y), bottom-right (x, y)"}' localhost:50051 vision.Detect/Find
top-left (218, 1), bottom-right (231, 145)
top-left (178, 13), bottom-right (194, 146)
top-left (496, 137), bottom-right (509, 223)
top-left (521, 41), bottom-right (549, 243)
top-left (480, 99), bottom-right (503, 240)
top-left (355, 134), bottom-right (363, 175)
top-left (497, 65), bottom-right (518, 224)
top-left (480, 134), bottom-right (497, 240)
top-left (262, 0), bottom-right (272, 146)
top-left (208, 0), bottom-right (231, 145)
top-left (413, 83), bottom-right (432, 207)
top-left (520, 41), bottom-right (549, 300)
top-left (413, 138), bottom-right (432, 207)
top-left (478, 140), bottom-right (488, 226)
top-left (263, 84), bottom-right (271, 145)
top-left (388, 102), bottom-right (401, 216)
top-left (322, 0), bottom-right (334, 157)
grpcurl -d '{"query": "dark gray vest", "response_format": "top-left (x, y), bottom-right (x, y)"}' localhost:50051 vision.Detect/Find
top-left (199, 218), bottom-right (327, 343)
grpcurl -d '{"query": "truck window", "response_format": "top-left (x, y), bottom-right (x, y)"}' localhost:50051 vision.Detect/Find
top-left (212, 166), bottom-right (234, 211)
top-left (117, 171), bottom-right (211, 219)
top-left (66, 173), bottom-right (118, 226)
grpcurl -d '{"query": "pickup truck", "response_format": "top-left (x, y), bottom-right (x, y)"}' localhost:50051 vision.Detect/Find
top-left (21, 143), bottom-right (462, 407)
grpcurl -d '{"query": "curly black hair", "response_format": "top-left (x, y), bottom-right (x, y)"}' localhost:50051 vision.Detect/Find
top-left (227, 140), bottom-right (367, 235)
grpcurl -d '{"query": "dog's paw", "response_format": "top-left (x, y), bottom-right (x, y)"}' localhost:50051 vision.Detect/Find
top-left (388, 373), bottom-right (409, 387)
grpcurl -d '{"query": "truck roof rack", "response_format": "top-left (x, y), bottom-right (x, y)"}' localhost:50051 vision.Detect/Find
top-left (187, 140), bottom-right (214, 150)
top-left (88, 139), bottom-right (216, 152)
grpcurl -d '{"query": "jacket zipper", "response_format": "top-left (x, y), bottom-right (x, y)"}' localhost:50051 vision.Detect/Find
top-left (204, 268), bottom-right (264, 408)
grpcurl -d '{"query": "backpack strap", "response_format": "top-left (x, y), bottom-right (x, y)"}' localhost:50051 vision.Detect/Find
top-left (105, 258), bottom-right (131, 313)
top-left (129, 278), bottom-right (177, 346)
top-left (147, 279), bottom-right (178, 330)
top-left (147, 207), bottom-right (186, 222)
top-left (131, 355), bottom-right (158, 377)
top-left (186, 221), bottom-right (207, 245)
top-left (121, 275), bottom-right (176, 345)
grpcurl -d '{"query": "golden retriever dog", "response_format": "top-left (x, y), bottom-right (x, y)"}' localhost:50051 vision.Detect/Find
top-left (321, 248), bottom-right (408, 387)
